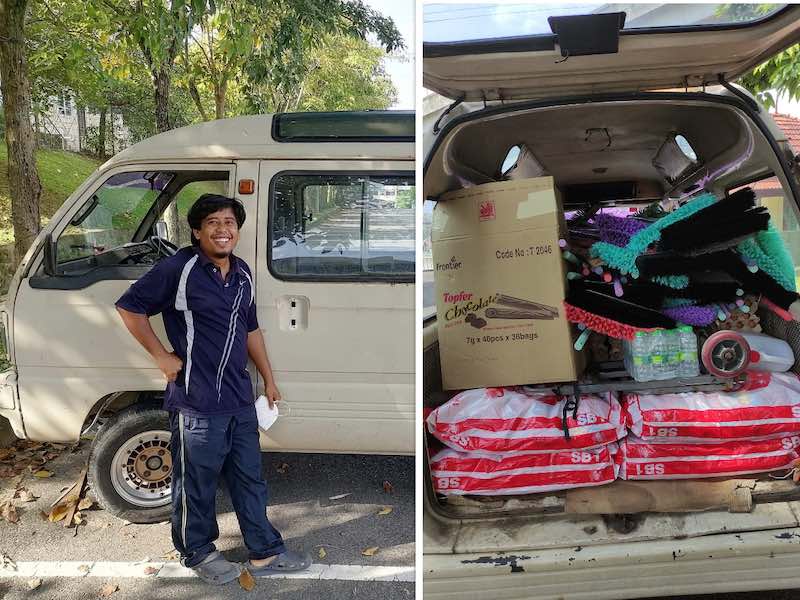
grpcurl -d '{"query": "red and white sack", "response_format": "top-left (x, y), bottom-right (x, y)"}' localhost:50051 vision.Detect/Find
top-left (618, 434), bottom-right (800, 480)
top-left (430, 445), bottom-right (619, 495)
top-left (427, 387), bottom-right (625, 453)
top-left (623, 372), bottom-right (800, 443)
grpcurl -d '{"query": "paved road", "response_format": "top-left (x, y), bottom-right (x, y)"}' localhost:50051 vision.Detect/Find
top-left (642, 593), bottom-right (800, 600)
top-left (0, 437), bottom-right (414, 599)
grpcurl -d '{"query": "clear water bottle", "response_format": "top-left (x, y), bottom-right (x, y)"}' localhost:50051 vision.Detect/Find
top-left (625, 331), bottom-right (651, 381)
top-left (678, 325), bottom-right (699, 377)
top-left (651, 329), bottom-right (675, 380)
top-left (632, 331), bottom-right (648, 381)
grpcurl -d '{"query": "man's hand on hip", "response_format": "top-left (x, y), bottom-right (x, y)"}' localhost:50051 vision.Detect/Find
top-left (156, 351), bottom-right (183, 382)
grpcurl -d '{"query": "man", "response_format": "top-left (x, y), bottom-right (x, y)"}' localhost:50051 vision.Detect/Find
top-left (115, 194), bottom-right (311, 584)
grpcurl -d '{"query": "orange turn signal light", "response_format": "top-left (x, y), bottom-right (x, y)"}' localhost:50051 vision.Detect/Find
top-left (238, 179), bottom-right (255, 195)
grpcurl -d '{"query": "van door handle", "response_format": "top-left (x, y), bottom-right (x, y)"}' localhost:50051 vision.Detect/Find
top-left (277, 295), bottom-right (309, 332)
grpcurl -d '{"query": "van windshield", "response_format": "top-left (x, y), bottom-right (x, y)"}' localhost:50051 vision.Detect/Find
top-left (423, 3), bottom-right (786, 43)
top-left (57, 172), bottom-right (173, 263)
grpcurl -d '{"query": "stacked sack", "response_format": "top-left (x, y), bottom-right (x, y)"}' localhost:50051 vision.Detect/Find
top-left (426, 387), bottom-right (625, 495)
top-left (619, 372), bottom-right (800, 480)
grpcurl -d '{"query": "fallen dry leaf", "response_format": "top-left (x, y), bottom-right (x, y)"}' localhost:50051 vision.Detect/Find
top-left (1, 501), bottom-right (19, 524)
top-left (382, 481), bottom-right (394, 494)
top-left (238, 568), bottom-right (255, 591)
top-left (162, 549), bottom-right (179, 561)
top-left (361, 546), bottom-right (379, 557)
top-left (0, 465), bottom-right (17, 478)
top-left (48, 504), bottom-right (70, 523)
top-left (276, 463), bottom-right (289, 474)
top-left (27, 578), bottom-right (42, 590)
top-left (143, 566), bottom-right (159, 576)
top-left (78, 498), bottom-right (94, 511)
top-left (1, 553), bottom-right (16, 571)
top-left (328, 493), bottom-right (351, 501)
top-left (78, 564), bottom-right (90, 574)
top-left (377, 506), bottom-right (393, 516)
top-left (318, 547), bottom-right (327, 559)
top-left (98, 582), bottom-right (119, 597)
top-left (73, 512), bottom-right (84, 526)
top-left (0, 448), bottom-right (14, 461)
top-left (33, 470), bottom-right (52, 478)
top-left (17, 489), bottom-right (38, 503)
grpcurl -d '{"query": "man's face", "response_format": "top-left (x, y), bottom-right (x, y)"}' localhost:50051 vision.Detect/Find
top-left (193, 207), bottom-right (240, 259)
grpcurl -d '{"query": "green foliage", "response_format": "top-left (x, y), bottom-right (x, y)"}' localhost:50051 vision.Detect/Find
top-left (395, 188), bottom-right (415, 209)
top-left (0, 146), bottom-right (100, 244)
top-left (739, 44), bottom-right (800, 112)
top-left (714, 4), bottom-right (800, 110)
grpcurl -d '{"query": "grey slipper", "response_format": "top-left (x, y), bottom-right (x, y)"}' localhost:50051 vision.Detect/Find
top-left (191, 550), bottom-right (243, 585)
top-left (247, 550), bottom-right (312, 576)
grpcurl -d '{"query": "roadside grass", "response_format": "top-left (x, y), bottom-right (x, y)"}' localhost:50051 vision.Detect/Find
top-left (0, 145), bottom-right (101, 245)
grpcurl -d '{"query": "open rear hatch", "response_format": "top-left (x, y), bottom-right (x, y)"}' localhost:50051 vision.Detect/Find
top-left (423, 5), bottom-right (800, 553)
top-left (423, 4), bottom-right (800, 102)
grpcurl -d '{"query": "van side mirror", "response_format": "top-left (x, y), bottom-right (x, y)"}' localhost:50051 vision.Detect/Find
top-left (154, 220), bottom-right (168, 239)
top-left (43, 233), bottom-right (58, 277)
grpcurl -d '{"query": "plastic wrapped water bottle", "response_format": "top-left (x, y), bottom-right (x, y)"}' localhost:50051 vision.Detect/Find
top-left (649, 330), bottom-right (667, 379)
top-left (678, 326), bottom-right (699, 377)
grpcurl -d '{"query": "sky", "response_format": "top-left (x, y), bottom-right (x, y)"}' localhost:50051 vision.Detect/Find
top-left (363, 0), bottom-right (415, 110)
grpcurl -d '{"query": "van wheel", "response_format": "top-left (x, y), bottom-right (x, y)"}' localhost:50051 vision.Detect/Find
top-left (87, 403), bottom-right (173, 524)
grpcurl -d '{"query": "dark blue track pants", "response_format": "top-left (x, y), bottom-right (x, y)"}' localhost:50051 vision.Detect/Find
top-left (169, 407), bottom-right (286, 568)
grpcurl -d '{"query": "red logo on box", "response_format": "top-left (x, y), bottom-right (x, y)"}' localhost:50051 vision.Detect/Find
top-left (479, 200), bottom-right (496, 221)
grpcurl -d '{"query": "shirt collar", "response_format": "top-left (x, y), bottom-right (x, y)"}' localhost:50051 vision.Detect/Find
top-left (193, 246), bottom-right (241, 274)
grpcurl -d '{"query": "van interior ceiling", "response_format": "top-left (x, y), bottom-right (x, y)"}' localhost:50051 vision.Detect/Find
top-left (424, 100), bottom-right (780, 206)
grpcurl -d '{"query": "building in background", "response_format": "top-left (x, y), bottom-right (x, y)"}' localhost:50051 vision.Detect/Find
top-left (36, 92), bottom-right (129, 155)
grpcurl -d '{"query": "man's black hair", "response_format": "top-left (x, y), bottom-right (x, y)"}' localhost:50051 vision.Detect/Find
top-left (187, 194), bottom-right (246, 246)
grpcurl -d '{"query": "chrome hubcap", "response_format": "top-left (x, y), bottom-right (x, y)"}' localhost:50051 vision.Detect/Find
top-left (110, 430), bottom-right (172, 508)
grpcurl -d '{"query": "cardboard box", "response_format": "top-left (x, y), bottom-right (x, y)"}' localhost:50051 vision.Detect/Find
top-left (432, 176), bottom-right (583, 390)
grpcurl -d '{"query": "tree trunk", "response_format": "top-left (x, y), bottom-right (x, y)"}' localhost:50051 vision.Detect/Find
top-left (0, 0), bottom-right (42, 267)
top-left (98, 108), bottom-right (107, 159)
top-left (187, 77), bottom-right (208, 121)
top-left (109, 107), bottom-right (115, 155)
top-left (153, 68), bottom-right (171, 134)
top-left (76, 105), bottom-right (86, 152)
top-left (214, 79), bottom-right (227, 120)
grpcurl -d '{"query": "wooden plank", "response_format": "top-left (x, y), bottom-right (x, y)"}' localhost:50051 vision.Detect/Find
top-left (565, 479), bottom-right (800, 515)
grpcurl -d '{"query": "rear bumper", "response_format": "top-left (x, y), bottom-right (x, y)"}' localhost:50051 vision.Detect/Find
top-left (424, 526), bottom-right (800, 600)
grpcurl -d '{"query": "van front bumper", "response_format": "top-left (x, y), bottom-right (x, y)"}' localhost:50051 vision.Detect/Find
top-left (424, 526), bottom-right (800, 600)
top-left (0, 367), bottom-right (23, 438)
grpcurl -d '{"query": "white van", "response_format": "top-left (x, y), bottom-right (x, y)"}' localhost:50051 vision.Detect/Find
top-left (0, 111), bottom-right (415, 523)
top-left (423, 5), bottom-right (800, 598)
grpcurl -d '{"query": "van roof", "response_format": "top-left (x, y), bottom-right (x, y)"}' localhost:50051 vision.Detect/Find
top-left (101, 113), bottom-right (414, 170)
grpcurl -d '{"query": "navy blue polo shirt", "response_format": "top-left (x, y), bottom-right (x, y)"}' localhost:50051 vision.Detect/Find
top-left (116, 246), bottom-right (259, 416)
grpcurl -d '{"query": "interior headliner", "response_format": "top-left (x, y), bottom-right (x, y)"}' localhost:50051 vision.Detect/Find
top-left (424, 99), bottom-right (779, 203)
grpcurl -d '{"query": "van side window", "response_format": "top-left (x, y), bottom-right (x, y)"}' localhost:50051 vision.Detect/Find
top-left (270, 173), bottom-right (415, 281)
top-left (52, 170), bottom-right (230, 277)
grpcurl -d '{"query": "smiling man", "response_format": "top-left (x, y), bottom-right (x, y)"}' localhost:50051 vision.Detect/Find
top-left (115, 194), bottom-right (311, 584)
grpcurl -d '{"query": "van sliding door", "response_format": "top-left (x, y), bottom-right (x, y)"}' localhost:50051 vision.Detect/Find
top-left (256, 160), bottom-right (414, 454)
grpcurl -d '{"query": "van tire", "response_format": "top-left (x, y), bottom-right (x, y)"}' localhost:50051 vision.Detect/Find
top-left (88, 403), bottom-right (173, 524)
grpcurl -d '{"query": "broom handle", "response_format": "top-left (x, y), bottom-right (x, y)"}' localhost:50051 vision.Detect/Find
top-left (494, 293), bottom-right (559, 317)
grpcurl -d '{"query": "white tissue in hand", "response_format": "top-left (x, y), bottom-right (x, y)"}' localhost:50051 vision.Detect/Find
top-left (255, 395), bottom-right (279, 432)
